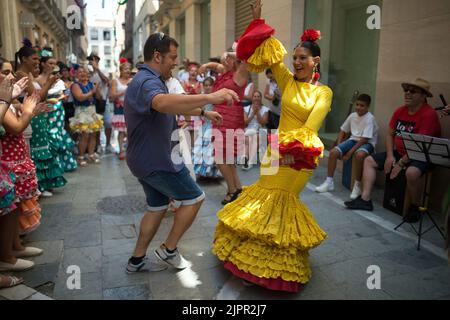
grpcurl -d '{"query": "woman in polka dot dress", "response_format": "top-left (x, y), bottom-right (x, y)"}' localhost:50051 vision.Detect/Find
top-left (42, 63), bottom-right (77, 172)
top-left (31, 53), bottom-right (67, 195)
top-left (1, 94), bottom-right (43, 237)
top-left (0, 79), bottom-right (16, 218)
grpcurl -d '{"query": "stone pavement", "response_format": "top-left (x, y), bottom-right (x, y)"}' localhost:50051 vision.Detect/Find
top-left (1, 153), bottom-right (449, 300)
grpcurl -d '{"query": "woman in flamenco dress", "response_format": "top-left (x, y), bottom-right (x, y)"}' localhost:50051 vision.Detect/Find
top-left (212, 0), bottom-right (333, 293)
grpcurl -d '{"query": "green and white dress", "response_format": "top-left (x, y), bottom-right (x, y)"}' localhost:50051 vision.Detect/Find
top-left (47, 80), bottom-right (78, 172)
top-left (30, 81), bottom-right (67, 191)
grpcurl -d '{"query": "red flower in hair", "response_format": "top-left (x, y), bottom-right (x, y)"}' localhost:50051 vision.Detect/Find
top-left (301, 29), bottom-right (321, 42)
top-left (119, 57), bottom-right (128, 64)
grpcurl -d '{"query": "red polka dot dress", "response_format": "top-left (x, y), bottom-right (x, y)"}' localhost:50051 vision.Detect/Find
top-left (0, 132), bottom-right (41, 234)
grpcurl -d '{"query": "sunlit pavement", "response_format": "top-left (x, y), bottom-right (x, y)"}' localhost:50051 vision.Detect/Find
top-left (1, 153), bottom-right (449, 300)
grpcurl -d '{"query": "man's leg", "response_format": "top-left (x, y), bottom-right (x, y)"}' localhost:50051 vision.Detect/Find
top-left (133, 210), bottom-right (166, 258)
top-left (354, 151), bottom-right (368, 182)
top-left (406, 166), bottom-right (424, 207)
top-left (164, 200), bottom-right (204, 251)
top-left (344, 154), bottom-right (381, 211)
top-left (361, 156), bottom-right (379, 201)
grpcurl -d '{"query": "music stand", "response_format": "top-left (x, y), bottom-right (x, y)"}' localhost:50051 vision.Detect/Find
top-left (394, 133), bottom-right (450, 250)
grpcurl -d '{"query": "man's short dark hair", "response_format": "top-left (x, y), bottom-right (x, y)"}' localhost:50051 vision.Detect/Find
top-left (357, 94), bottom-right (371, 106)
top-left (144, 33), bottom-right (179, 61)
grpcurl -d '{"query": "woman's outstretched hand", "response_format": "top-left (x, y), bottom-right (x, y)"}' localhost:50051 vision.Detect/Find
top-left (251, 0), bottom-right (262, 20)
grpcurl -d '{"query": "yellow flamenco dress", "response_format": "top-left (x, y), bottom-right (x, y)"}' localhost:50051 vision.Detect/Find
top-left (212, 19), bottom-right (333, 292)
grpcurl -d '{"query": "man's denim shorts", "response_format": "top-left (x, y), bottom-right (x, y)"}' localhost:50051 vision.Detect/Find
top-left (335, 139), bottom-right (374, 156)
top-left (138, 167), bottom-right (205, 212)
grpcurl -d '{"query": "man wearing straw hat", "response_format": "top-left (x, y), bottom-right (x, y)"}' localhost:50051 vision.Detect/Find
top-left (345, 78), bottom-right (441, 223)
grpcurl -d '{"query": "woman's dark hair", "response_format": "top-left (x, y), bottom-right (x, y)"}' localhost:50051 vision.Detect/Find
top-left (357, 94), bottom-right (372, 106)
top-left (297, 41), bottom-right (321, 75)
top-left (143, 33), bottom-right (179, 61)
top-left (57, 61), bottom-right (69, 72)
top-left (265, 69), bottom-right (273, 75)
top-left (15, 39), bottom-right (37, 71)
top-left (203, 77), bottom-right (215, 86)
top-left (299, 41), bottom-right (321, 58)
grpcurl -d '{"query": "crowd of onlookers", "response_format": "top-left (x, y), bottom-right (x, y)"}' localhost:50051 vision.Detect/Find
top-left (0, 38), bottom-right (137, 288)
top-left (1, 35), bottom-right (449, 289)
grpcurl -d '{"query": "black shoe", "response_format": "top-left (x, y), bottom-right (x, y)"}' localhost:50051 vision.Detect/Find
top-left (403, 205), bottom-right (421, 224)
top-left (344, 196), bottom-right (374, 211)
top-left (221, 190), bottom-right (240, 205)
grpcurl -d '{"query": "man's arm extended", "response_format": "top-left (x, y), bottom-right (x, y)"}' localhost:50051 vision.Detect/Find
top-left (152, 88), bottom-right (238, 115)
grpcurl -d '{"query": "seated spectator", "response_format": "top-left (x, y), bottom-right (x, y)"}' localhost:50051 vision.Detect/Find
top-left (264, 68), bottom-right (281, 130)
top-left (242, 90), bottom-right (269, 171)
top-left (242, 79), bottom-right (255, 107)
top-left (345, 79), bottom-right (442, 224)
top-left (316, 94), bottom-right (378, 200)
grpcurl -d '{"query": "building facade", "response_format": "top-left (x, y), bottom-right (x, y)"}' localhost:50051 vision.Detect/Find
top-left (0, 0), bottom-right (73, 62)
top-left (151, 0), bottom-right (450, 217)
top-left (88, 22), bottom-right (115, 75)
top-left (123, 0), bottom-right (135, 63)
top-left (86, 0), bottom-right (126, 76)
top-left (132, 0), bottom-right (160, 64)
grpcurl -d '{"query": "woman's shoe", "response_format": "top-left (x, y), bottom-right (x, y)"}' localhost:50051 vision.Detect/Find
top-left (40, 190), bottom-right (53, 198)
top-left (89, 154), bottom-right (101, 164)
top-left (221, 190), bottom-right (240, 205)
top-left (13, 247), bottom-right (44, 258)
top-left (77, 156), bottom-right (88, 167)
top-left (0, 275), bottom-right (24, 289)
top-left (118, 152), bottom-right (126, 161)
top-left (0, 259), bottom-right (35, 272)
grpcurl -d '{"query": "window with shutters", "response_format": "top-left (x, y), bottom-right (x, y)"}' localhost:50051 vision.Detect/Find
top-left (235, 0), bottom-right (253, 40)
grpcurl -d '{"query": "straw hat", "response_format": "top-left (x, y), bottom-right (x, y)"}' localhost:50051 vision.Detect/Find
top-left (401, 78), bottom-right (433, 98)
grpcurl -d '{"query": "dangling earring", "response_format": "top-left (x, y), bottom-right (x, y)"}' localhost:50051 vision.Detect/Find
top-left (313, 64), bottom-right (320, 82)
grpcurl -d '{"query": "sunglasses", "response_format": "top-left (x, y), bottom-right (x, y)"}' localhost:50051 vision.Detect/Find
top-left (403, 87), bottom-right (423, 95)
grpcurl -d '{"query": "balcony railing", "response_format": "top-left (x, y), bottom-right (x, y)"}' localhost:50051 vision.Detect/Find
top-left (20, 0), bottom-right (70, 41)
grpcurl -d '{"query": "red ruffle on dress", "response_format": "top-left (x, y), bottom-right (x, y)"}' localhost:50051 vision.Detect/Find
top-left (236, 19), bottom-right (275, 61)
top-left (212, 71), bottom-right (246, 162)
top-left (1, 132), bottom-right (41, 234)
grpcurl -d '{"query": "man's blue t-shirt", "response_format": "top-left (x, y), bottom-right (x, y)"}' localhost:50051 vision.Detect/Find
top-left (124, 64), bottom-right (185, 179)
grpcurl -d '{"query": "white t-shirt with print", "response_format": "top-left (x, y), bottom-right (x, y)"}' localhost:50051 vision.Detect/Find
top-left (341, 112), bottom-right (379, 148)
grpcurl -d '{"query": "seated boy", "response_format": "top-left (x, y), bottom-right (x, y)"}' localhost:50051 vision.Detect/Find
top-left (316, 94), bottom-right (378, 200)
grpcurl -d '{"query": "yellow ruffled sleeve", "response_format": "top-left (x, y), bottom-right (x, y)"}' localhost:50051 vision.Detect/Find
top-left (247, 37), bottom-right (292, 94)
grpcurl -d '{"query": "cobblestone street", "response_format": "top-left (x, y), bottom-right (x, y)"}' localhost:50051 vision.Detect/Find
top-left (1, 154), bottom-right (449, 300)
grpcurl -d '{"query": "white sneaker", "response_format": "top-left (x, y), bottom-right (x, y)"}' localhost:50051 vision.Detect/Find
top-left (350, 183), bottom-right (362, 200)
top-left (154, 246), bottom-right (191, 270)
top-left (41, 190), bottom-right (53, 198)
top-left (315, 181), bottom-right (334, 193)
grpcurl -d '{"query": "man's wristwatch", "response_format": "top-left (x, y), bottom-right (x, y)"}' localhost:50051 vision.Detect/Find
top-left (398, 159), bottom-right (406, 169)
